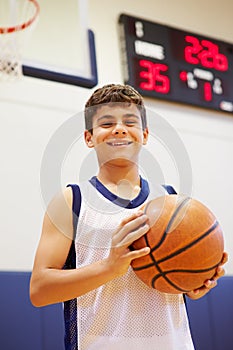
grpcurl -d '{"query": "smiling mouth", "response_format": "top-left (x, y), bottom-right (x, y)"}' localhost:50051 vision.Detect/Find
top-left (106, 141), bottom-right (133, 146)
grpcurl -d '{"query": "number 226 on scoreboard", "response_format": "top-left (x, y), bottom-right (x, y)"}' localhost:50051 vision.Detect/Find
top-left (118, 14), bottom-right (233, 114)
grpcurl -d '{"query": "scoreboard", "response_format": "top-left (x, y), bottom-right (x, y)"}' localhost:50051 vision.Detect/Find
top-left (118, 14), bottom-right (233, 114)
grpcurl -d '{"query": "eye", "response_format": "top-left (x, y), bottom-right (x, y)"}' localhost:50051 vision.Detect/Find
top-left (99, 121), bottom-right (115, 128)
top-left (124, 119), bottom-right (139, 126)
top-left (125, 120), bottom-right (136, 125)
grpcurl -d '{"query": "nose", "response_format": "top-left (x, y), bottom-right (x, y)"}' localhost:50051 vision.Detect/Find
top-left (112, 122), bottom-right (127, 136)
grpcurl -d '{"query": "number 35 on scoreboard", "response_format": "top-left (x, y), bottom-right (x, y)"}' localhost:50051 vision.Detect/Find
top-left (118, 14), bottom-right (233, 114)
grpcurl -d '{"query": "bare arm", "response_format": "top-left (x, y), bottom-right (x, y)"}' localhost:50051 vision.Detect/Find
top-left (30, 188), bottom-right (150, 307)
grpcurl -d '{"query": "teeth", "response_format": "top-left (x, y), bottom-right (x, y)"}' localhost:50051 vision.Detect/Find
top-left (108, 142), bottom-right (130, 146)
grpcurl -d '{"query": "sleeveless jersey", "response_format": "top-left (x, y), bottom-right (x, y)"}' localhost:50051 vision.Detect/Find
top-left (64, 177), bottom-right (195, 350)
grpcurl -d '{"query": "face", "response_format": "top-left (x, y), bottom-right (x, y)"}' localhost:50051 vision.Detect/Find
top-left (84, 103), bottom-right (148, 167)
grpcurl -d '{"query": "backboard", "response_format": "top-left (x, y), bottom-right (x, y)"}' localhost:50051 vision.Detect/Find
top-left (22, 0), bottom-right (98, 88)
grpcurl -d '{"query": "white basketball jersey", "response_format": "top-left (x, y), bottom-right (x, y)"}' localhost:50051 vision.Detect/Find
top-left (75, 178), bottom-right (195, 350)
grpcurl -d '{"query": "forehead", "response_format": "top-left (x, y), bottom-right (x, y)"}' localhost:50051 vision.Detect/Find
top-left (92, 103), bottom-right (141, 120)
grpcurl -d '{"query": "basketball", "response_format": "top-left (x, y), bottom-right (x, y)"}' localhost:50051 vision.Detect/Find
top-left (131, 195), bottom-right (224, 294)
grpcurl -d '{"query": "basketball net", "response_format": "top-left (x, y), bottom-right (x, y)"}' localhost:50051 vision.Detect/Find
top-left (0, 0), bottom-right (39, 81)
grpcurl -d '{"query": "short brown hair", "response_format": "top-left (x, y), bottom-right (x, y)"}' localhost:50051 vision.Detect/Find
top-left (84, 84), bottom-right (147, 132)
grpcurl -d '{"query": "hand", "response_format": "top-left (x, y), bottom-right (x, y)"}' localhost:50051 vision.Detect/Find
top-left (186, 251), bottom-right (228, 300)
top-left (106, 211), bottom-right (150, 278)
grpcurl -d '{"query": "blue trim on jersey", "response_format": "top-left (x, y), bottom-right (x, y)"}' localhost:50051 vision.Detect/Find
top-left (162, 184), bottom-right (177, 195)
top-left (89, 176), bottom-right (149, 208)
top-left (63, 184), bottom-right (82, 350)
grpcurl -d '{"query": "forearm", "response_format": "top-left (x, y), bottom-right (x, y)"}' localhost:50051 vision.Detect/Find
top-left (30, 259), bottom-right (116, 307)
top-left (30, 209), bottom-right (152, 307)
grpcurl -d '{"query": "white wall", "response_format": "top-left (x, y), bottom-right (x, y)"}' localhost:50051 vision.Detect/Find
top-left (0, 0), bottom-right (232, 274)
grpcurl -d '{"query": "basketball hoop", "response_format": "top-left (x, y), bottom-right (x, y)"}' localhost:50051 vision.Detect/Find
top-left (0, 0), bottom-right (40, 81)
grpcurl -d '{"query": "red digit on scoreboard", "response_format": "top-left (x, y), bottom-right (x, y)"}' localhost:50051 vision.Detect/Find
top-left (139, 59), bottom-right (170, 93)
top-left (184, 36), bottom-right (202, 64)
top-left (200, 40), bottom-right (228, 71)
top-left (203, 82), bottom-right (212, 101)
top-left (184, 36), bottom-right (228, 71)
top-left (199, 40), bottom-right (218, 69)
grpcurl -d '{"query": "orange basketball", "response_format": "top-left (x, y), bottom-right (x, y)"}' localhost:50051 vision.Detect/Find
top-left (131, 195), bottom-right (224, 294)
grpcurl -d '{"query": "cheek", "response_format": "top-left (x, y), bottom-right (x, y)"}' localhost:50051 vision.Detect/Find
top-left (92, 132), bottom-right (110, 149)
top-left (94, 132), bottom-right (108, 143)
top-left (135, 130), bottom-right (146, 143)
top-left (90, 130), bottom-right (104, 143)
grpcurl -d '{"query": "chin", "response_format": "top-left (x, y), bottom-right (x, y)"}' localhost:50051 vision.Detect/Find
top-left (105, 157), bottom-right (137, 167)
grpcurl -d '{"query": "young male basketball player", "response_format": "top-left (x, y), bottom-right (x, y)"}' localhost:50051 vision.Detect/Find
top-left (30, 84), bottom-right (228, 350)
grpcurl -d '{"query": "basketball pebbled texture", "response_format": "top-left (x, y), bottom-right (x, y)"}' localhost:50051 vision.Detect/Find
top-left (131, 195), bottom-right (224, 294)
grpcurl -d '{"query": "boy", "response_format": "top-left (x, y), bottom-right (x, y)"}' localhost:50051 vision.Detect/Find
top-left (30, 84), bottom-right (227, 350)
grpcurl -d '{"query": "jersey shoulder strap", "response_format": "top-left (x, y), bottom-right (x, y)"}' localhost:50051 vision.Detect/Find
top-left (63, 184), bottom-right (81, 350)
top-left (162, 184), bottom-right (177, 195)
top-left (63, 184), bottom-right (81, 269)
top-left (68, 184), bottom-right (82, 235)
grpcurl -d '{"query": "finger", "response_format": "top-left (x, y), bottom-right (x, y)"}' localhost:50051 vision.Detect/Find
top-left (187, 289), bottom-right (200, 297)
top-left (120, 210), bottom-right (144, 227)
top-left (113, 214), bottom-right (148, 243)
top-left (190, 279), bottom-right (216, 295)
top-left (127, 246), bottom-right (150, 261)
top-left (215, 265), bottom-right (225, 278)
top-left (203, 280), bottom-right (217, 291)
top-left (120, 222), bottom-right (150, 247)
top-left (209, 265), bottom-right (225, 283)
top-left (220, 252), bottom-right (228, 265)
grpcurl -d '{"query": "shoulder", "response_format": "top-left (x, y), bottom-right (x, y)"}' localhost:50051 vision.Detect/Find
top-left (45, 187), bottom-right (74, 238)
top-left (63, 186), bottom-right (73, 206)
top-left (47, 186), bottom-right (73, 211)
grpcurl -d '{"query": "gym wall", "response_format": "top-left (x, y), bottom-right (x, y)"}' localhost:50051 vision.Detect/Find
top-left (0, 0), bottom-right (232, 273)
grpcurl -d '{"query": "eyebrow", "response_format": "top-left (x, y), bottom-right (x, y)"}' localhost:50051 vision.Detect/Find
top-left (96, 113), bottom-right (140, 122)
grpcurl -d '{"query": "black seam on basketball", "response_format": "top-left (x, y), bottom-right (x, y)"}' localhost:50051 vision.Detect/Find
top-left (148, 240), bottom-right (189, 292)
top-left (132, 259), bottom-right (220, 272)
top-left (157, 220), bottom-right (219, 264)
top-left (151, 260), bottom-right (221, 292)
top-left (143, 200), bottom-right (167, 251)
top-left (132, 262), bottom-right (154, 271)
top-left (143, 234), bottom-right (171, 290)
top-left (133, 259), bottom-right (220, 292)
top-left (144, 234), bottom-right (158, 271)
top-left (151, 274), bottom-right (189, 292)
top-left (165, 196), bottom-right (191, 233)
top-left (133, 228), bottom-right (157, 271)
top-left (148, 197), bottom-right (191, 253)
top-left (153, 261), bottom-right (221, 278)
top-left (132, 220), bottom-right (219, 272)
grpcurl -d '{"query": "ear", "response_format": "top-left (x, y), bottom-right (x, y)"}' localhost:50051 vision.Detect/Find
top-left (84, 130), bottom-right (94, 148)
top-left (142, 127), bottom-right (149, 145)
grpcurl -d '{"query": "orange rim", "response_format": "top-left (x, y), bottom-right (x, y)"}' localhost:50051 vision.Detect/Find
top-left (0, 0), bottom-right (40, 34)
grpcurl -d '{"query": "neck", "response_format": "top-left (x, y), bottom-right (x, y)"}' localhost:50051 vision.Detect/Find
top-left (97, 163), bottom-right (141, 199)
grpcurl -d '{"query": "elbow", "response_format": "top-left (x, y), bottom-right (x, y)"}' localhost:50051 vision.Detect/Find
top-left (29, 276), bottom-right (48, 307)
top-left (30, 289), bottom-right (43, 308)
top-left (30, 285), bottom-right (43, 307)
